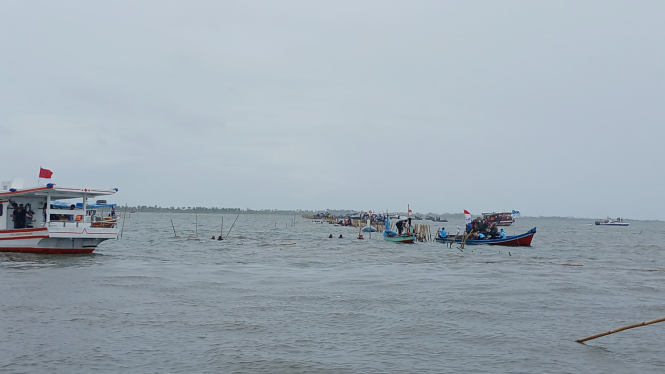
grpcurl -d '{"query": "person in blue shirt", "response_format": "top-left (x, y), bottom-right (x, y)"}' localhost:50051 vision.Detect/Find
top-left (439, 227), bottom-right (447, 238)
top-left (499, 229), bottom-right (506, 239)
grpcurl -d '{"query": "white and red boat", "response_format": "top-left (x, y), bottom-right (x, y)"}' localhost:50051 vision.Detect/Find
top-left (0, 182), bottom-right (119, 254)
top-left (481, 212), bottom-right (516, 226)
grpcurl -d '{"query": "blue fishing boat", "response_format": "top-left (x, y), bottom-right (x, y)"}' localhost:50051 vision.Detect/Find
top-left (383, 217), bottom-right (415, 243)
top-left (435, 228), bottom-right (537, 247)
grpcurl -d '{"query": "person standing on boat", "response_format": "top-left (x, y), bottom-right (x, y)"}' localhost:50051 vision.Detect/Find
top-left (10, 202), bottom-right (19, 229)
top-left (17, 204), bottom-right (27, 229)
top-left (68, 204), bottom-right (76, 221)
top-left (396, 220), bottom-right (404, 235)
top-left (489, 223), bottom-right (499, 238)
top-left (499, 229), bottom-right (506, 239)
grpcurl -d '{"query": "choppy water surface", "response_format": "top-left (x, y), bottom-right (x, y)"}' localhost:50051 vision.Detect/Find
top-left (1, 214), bottom-right (664, 373)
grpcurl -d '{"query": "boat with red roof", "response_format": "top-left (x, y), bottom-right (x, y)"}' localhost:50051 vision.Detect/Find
top-left (0, 178), bottom-right (119, 254)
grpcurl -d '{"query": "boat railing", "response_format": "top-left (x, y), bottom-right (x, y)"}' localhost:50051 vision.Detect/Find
top-left (38, 215), bottom-right (118, 229)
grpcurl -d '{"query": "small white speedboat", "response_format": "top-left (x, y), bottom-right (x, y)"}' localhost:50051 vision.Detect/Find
top-left (595, 217), bottom-right (629, 226)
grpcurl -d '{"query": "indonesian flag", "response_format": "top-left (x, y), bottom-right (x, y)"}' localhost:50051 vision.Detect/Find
top-left (39, 168), bottom-right (53, 179)
top-left (38, 167), bottom-right (53, 186)
top-left (464, 210), bottom-right (472, 225)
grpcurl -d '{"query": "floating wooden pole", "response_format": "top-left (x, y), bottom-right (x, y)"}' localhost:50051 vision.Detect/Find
top-left (225, 215), bottom-right (240, 238)
top-left (575, 317), bottom-right (665, 343)
top-left (170, 218), bottom-right (177, 237)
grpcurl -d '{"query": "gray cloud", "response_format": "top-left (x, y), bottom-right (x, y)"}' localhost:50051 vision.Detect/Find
top-left (1, 0), bottom-right (663, 219)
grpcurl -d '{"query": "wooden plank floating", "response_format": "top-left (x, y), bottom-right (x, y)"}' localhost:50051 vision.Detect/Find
top-left (575, 317), bottom-right (665, 343)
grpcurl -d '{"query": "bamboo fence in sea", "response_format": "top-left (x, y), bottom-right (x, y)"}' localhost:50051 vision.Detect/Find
top-left (306, 216), bottom-right (437, 242)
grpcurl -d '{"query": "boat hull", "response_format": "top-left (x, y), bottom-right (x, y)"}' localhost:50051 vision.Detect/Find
top-left (383, 231), bottom-right (415, 243)
top-left (435, 228), bottom-right (536, 247)
top-left (0, 227), bottom-right (115, 254)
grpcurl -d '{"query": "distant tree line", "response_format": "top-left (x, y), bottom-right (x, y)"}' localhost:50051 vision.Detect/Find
top-left (124, 205), bottom-right (463, 218)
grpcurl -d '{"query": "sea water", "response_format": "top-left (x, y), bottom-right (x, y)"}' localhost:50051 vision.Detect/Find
top-left (1, 214), bottom-right (664, 373)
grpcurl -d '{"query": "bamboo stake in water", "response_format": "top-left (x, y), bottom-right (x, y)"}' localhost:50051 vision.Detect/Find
top-left (221, 217), bottom-right (224, 237)
top-left (195, 211), bottom-right (198, 238)
top-left (171, 218), bottom-right (177, 237)
top-left (225, 215), bottom-right (240, 238)
top-left (575, 317), bottom-right (665, 343)
top-left (450, 232), bottom-right (460, 248)
top-left (120, 204), bottom-right (128, 238)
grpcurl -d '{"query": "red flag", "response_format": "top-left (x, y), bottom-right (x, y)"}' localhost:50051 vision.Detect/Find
top-left (39, 168), bottom-right (53, 179)
top-left (464, 210), bottom-right (472, 225)
top-left (408, 209), bottom-right (413, 213)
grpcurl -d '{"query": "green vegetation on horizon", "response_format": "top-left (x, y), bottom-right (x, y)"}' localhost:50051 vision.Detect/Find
top-left (125, 205), bottom-right (463, 218)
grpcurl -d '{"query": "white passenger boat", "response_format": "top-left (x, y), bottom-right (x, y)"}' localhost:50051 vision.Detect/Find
top-left (0, 182), bottom-right (119, 254)
top-left (595, 217), bottom-right (629, 226)
top-left (482, 212), bottom-right (515, 226)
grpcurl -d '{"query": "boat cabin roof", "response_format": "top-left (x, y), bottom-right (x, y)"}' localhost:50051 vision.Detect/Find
top-left (50, 201), bottom-right (117, 209)
top-left (0, 185), bottom-right (118, 200)
top-left (482, 212), bottom-right (513, 216)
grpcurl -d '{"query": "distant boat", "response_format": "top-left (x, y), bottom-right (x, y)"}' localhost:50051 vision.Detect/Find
top-left (361, 217), bottom-right (377, 232)
top-left (436, 228), bottom-right (537, 247)
top-left (348, 211), bottom-right (362, 220)
top-left (482, 212), bottom-right (515, 226)
top-left (595, 217), bottom-right (629, 226)
top-left (383, 217), bottom-right (415, 243)
top-left (425, 216), bottom-right (448, 222)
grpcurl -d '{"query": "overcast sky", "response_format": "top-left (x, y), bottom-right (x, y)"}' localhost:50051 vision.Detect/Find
top-left (1, 1), bottom-right (663, 219)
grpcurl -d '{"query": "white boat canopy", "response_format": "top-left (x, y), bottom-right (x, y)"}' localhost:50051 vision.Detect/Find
top-left (0, 185), bottom-right (118, 200)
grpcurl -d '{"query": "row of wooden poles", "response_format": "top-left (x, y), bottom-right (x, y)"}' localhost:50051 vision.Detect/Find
top-left (345, 220), bottom-right (437, 242)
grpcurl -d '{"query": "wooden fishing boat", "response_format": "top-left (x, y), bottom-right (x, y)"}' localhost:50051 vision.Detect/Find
top-left (383, 230), bottom-right (415, 243)
top-left (383, 217), bottom-right (415, 243)
top-left (435, 228), bottom-right (537, 247)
